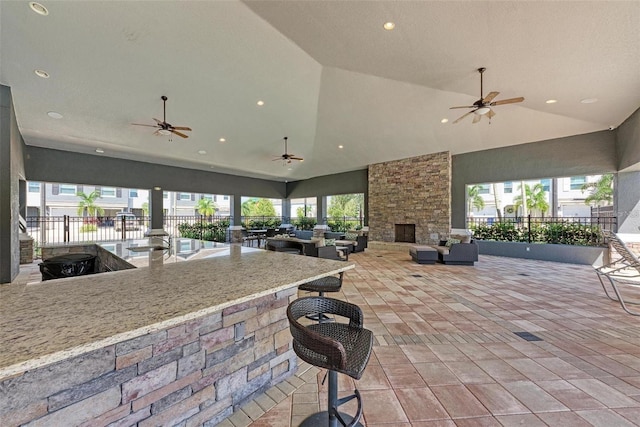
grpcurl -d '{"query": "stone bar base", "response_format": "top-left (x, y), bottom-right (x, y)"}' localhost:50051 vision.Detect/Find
top-left (0, 287), bottom-right (298, 426)
top-left (19, 234), bottom-right (33, 264)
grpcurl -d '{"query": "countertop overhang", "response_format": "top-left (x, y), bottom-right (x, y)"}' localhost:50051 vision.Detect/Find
top-left (0, 246), bottom-right (353, 379)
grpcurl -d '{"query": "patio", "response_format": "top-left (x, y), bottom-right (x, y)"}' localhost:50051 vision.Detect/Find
top-left (11, 248), bottom-right (640, 426)
top-left (223, 249), bottom-right (640, 427)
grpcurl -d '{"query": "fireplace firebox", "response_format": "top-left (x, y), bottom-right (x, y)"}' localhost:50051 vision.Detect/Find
top-left (395, 224), bottom-right (415, 243)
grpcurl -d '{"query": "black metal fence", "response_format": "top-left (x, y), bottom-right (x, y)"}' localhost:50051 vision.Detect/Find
top-left (26, 214), bottom-right (368, 256)
top-left (467, 215), bottom-right (617, 246)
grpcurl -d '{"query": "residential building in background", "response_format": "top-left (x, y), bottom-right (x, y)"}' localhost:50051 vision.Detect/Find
top-left (26, 182), bottom-right (233, 218)
top-left (468, 175), bottom-right (611, 219)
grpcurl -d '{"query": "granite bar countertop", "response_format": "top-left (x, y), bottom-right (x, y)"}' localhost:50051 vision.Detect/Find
top-left (0, 246), bottom-right (353, 379)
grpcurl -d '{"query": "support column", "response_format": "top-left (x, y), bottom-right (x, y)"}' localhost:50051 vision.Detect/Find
top-left (281, 198), bottom-right (291, 224)
top-left (229, 195), bottom-right (243, 243)
top-left (316, 196), bottom-right (326, 226)
top-left (149, 187), bottom-right (164, 231)
top-left (616, 171), bottom-right (640, 234)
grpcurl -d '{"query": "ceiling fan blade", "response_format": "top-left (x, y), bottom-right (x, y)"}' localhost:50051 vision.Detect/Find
top-left (131, 123), bottom-right (159, 128)
top-left (171, 126), bottom-right (192, 131)
top-left (483, 91), bottom-right (499, 103)
top-left (487, 109), bottom-right (496, 119)
top-left (452, 110), bottom-right (475, 124)
top-left (449, 106), bottom-right (475, 110)
top-left (153, 118), bottom-right (164, 125)
top-left (290, 156), bottom-right (304, 161)
top-left (491, 97), bottom-right (524, 106)
top-left (472, 114), bottom-right (482, 124)
top-left (170, 130), bottom-right (189, 138)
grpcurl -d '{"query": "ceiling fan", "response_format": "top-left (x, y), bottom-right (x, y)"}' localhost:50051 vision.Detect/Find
top-left (450, 67), bottom-right (524, 124)
top-left (131, 96), bottom-right (192, 138)
top-left (273, 136), bottom-right (303, 164)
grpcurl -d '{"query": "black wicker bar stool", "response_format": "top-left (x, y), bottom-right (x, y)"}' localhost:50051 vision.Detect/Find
top-left (298, 272), bottom-right (344, 322)
top-left (288, 296), bottom-right (373, 427)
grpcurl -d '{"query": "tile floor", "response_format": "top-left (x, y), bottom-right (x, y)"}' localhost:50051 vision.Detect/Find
top-left (13, 248), bottom-right (640, 426)
top-left (223, 249), bottom-right (640, 427)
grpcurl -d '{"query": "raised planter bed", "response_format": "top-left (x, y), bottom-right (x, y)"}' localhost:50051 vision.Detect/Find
top-left (476, 240), bottom-right (607, 265)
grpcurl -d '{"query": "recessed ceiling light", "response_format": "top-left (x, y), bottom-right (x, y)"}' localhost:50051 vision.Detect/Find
top-left (338, 145), bottom-right (344, 149)
top-left (580, 98), bottom-right (598, 104)
top-left (153, 186), bottom-right (162, 191)
top-left (34, 69), bottom-right (50, 79)
top-left (257, 100), bottom-right (265, 106)
top-left (219, 137), bottom-right (226, 142)
top-left (95, 148), bottom-right (104, 154)
top-left (383, 22), bottom-right (395, 31)
top-left (545, 99), bottom-right (558, 104)
top-left (288, 168), bottom-right (293, 171)
top-left (47, 111), bottom-right (63, 119)
top-left (29, 2), bottom-right (48, 16)
top-left (441, 118), bottom-right (449, 124)
top-left (198, 150), bottom-right (206, 155)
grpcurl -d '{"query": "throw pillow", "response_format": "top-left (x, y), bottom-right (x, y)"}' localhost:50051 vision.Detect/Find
top-left (451, 234), bottom-right (472, 244)
top-left (445, 238), bottom-right (461, 248)
top-left (344, 232), bottom-right (359, 240)
top-left (325, 238), bottom-right (336, 246)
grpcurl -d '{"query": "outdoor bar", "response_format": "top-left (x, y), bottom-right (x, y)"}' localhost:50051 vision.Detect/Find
top-left (0, 247), bottom-right (353, 426)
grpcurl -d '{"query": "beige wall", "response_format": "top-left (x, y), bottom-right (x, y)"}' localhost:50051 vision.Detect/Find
top-left (368, 152), bottom-right (451, 244)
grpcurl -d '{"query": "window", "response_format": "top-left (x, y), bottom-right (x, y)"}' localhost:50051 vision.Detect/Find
top-left (59, 184), bottom-right (76, 195)
top-left (163, 192), bottom-right (169, 199)
top-left (570, 176), bottom-right (586, 190)
top-left (540, 179), bottom-right (551, 192)
top-left (223, 196), bottom-right (229, 201)
top-left (179, 193), bottom-right (191, 201)
top-left (28, 182), bottom-right (40, 192)
top-left (202, 195), bottom-right (213, 201)
top-left (478, 185), bottom-right (490, 194)
top-left (101, 187), bottom-right (116, 197)
top-left (129, 189), bottom-right (138, 198)
top-left (503, 182), bottom-right (513, 194)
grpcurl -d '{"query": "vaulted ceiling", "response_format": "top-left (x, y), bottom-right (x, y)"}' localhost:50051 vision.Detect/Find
top-left (1, 1), bottom-right (639, 181)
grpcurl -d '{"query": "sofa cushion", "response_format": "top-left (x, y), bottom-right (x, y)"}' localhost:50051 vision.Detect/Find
top-left (324, 238), bottom-right (336, 246)
top-left (451, 233), bottom-right (472, 244)
top-left (310, 237), bottom-right (325, 247)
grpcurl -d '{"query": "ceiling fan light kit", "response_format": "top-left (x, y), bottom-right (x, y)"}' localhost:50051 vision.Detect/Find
top-left (131, 96), bottom-right (192, 138)
top-left (273, 136), bottom-right (303, 165)
top-left (450, 67), bottom-right (524, 124)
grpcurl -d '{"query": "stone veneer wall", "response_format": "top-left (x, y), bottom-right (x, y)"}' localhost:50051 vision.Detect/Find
top-left (0, 287), bottom-right (298, 426)
top-left (368, 152), bottom-right (451, 245)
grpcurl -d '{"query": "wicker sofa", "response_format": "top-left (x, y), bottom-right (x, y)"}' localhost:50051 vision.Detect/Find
top-left (329, 230), bottom-right (368, 253)
top-left (431, 234), bottom-right (478, 265)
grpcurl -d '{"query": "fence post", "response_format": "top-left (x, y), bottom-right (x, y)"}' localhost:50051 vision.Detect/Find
top-left (200, 215), bottom-right (204, 240)
top-left (64, 215), bottom-right (69, 242)
top-left (527, 214), bottom-right (531, 243)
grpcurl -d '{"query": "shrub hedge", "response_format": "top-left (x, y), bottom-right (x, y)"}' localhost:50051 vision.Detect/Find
top-left (470, 220), bottom-right (603, 246)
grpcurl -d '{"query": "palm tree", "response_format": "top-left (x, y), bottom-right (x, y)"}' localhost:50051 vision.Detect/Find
top-left (141, 202), bottom-right (149, 217)
top-left (76, 190), bottom-right (104, 218)
top-left (196, 198), bottom-right (217, 220)
top-left (514, 183), bottom-right (549, 217)
top-left (467, 185), bottom-right (485, 215)
top-left (492, 183), bottom-right (502, 221)
top-left (581, 174), bottom-right (614, 215)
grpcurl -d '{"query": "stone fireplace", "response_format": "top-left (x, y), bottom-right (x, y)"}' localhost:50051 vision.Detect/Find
top-left (368, 151), bottom-right (451, 245)
top-left (395, 224), bottom-right (415, 243)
